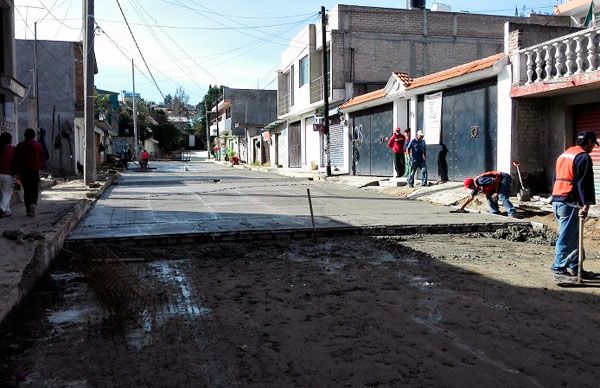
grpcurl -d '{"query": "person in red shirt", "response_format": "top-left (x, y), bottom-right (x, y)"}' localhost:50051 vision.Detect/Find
top-left (386, 127), bottom-right (406, 178)
top-left (0, 132), bottom-right (16, 217)
top-left (140, 150), bottom-right (150, 168)
top-left (12, 128), bottom-right (44, 217)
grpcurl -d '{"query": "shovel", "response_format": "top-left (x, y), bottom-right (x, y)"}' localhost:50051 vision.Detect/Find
top-left (578, 216), bottom-right (585, 284)
top-left (512, 161), bottom-right (531, 202)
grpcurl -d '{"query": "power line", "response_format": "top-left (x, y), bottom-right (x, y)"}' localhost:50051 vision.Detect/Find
top-left (128, 0), bottom-right (215, 85)
top-left (156, 3), bottom-right (316, 20)
top-left (163, 0), bottom-right (311, 48)
top-left (115, 0), bottom-right (165, 99)
top-left (95, 22), bottom-right (205, 100)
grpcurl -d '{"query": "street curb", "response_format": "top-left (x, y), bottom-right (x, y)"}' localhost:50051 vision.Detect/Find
top-left (66, 221), bottom-right (530, 248)
top-left (0, 177), bottom-right (115, 326)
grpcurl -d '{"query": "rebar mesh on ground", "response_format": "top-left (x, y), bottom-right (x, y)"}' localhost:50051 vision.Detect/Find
top-left (72, 245), bottom-right (152, 318)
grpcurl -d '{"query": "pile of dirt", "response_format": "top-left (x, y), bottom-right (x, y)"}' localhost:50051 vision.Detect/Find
top-left (466, 224), bottom-right (556, 245)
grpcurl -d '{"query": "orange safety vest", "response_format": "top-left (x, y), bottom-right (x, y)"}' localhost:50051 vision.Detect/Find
top-left (552, 145), bottom-right (586, 197)
top-left (475, 170), bottom-right (502, 195)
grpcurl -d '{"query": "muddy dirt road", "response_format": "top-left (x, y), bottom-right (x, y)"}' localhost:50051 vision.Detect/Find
top-left (2, 234), bottom-right (600, 387)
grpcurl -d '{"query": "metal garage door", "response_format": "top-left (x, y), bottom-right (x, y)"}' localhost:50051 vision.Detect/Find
top-left (573, 103), bottom-right (600, 198)
top-left (417, 79), bottom-right (497, 181)
top-left (288, 122), bottom-right (301, 168)
top-left (350, 104), bottom-right (394, 176)
top-left (329, 123), bottom-right (345, 171)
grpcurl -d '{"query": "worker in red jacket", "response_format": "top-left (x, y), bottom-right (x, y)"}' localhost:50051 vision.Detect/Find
top-left (12, 128), bottom-right (44, 217)
top-left (140, 150), bottom-right (150, 168)
top-left (387, 127), bottom-right (406, 177)
top-left (458, 170), bottom-right (517, 217)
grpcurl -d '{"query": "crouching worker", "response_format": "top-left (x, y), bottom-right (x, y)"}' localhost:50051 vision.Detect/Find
top-left (140, 150), bottom-right (150, 169)
top-left (457, 171), bottom-right (518, 217)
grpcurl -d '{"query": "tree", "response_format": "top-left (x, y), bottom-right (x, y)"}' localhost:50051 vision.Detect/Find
top-left (163, 94), bottom-right (173, 107)
top-left (195, 85), bottom-right (225, 150)
top-left (152, 123), bottom-right (182, 153)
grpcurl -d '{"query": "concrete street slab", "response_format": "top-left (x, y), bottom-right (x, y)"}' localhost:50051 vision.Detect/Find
top-left (68, 161), bottom-right (525, 242)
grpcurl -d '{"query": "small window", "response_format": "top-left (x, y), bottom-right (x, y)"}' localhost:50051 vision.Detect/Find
top-left (299, 55), bottom-right (309, 87)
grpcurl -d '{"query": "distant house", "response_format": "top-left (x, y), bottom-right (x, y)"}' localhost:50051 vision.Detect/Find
top-left (209, 87), bottom-right (277, 163)
top-left (0, 2), bottom-right (27, 140)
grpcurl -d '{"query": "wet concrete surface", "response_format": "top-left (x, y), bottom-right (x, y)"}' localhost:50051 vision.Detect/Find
top-left (68, 161), bottom-right (523, 241)
top-left (2, 235), bottom-right (600, 386)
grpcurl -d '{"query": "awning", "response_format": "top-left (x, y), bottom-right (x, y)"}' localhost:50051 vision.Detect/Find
top-left (0, 74), bottom-right (27, 98)
top-left (264, 119), bottom-right (286, 130)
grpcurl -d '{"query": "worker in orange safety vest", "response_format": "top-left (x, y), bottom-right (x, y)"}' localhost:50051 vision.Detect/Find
top-left (551, 131), bottom-right (598, 281)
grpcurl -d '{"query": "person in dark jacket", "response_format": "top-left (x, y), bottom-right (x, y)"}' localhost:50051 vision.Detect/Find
top-left (12, 128), bottom-right (44, 217)
top-left (0, 132), bottom-right (16, 217)
top-left (551, 131), bottom-right (598, 280)
top-left (407, 130), bottom-right (427, 187)
top-left (386, 127), bottom-right (406, 177)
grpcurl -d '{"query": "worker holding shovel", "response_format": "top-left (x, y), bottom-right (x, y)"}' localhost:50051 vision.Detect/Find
top-left (551, 131), bottom-right (599, 283)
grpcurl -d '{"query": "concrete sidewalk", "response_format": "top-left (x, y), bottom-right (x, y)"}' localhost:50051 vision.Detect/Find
top-left (0, 177), bottom-right (113, 325)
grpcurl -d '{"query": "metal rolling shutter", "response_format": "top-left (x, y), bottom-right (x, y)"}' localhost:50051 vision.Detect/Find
top-left (329, 123), bottom-right (345, 171)
top-left (574, 104), bottom-right (600, 198)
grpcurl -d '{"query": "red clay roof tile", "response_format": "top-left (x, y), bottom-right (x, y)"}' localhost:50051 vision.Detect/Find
top-left (407, 53), bottom-right (505, 90)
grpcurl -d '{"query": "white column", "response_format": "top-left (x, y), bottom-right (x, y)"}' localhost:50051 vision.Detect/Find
top-left (575, 36), bottom-right (584, 74)
top-left (543, 45), bottom-right (553, 81)
top-left (534, 48), bottom-right (544, 83)
top-left (525, 51), bottom-right (534, 84)
top-left (565, 39), bottom-right (574, 76)
top-left (497, 65), bottom-right (513, 173)
top-left (553, 41), bottom-right (564, 79)
top-left (586, 31), bottom-right (597, 72)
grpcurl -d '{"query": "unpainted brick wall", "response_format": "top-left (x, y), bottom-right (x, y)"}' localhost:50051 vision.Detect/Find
top-left (514, 98), bottom-right (547, 173)
top-left (331, 6), bottom-right (571, 91)
top-left (507, 23), bottom-right (583, 53)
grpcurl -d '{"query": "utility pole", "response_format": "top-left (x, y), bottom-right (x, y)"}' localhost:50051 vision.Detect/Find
top-left (215, 102), bottom-right (220, 160)
top-left (132, 58), bottom-right (138, 160)
top-left (83, 0), bottom-right (96, 184)
top-left (34, 22), bottom-right (40, 129)
top-left (204, 99), bottom-right (210, 159)
top-left (321, 6), bottom-right (331, 176)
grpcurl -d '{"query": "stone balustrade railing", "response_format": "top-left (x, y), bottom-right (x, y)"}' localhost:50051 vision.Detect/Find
top-left (518, 26), bottom-right (600, 85)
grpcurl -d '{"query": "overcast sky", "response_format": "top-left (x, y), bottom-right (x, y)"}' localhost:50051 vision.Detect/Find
top-left (14, 0), bottom-right (562, 105)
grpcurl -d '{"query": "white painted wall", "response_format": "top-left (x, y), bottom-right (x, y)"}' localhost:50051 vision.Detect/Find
top-left (393, 98), bottom-right (409, 130)
top-left (497, 64), bottom-right (513, 173)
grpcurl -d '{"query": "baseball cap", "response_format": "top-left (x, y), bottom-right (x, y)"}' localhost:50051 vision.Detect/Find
top-left (394, 127), bottom-right (401, 133)
top-left (464, 178), bottom-right (474, 188)
top-left (416, 130), bottom-right (424, 137)
top-left (577, 131), bottom-right (599, 145)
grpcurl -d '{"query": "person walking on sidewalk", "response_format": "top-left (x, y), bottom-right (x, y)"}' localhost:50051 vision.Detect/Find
top-left (0, 132), bottom-right (16, 217)
top-left (407, 130), bottom-right (427, 187)
top-left (551, 131), bottom-right (598, 280)
top-left (387, 127), bottom-right (406, 178)
top-left (12, 128), bottom-right (44, 218)
top-left (458, 171), bottom-right (518, 217)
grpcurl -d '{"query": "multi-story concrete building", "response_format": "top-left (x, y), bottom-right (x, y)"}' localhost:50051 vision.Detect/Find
top-left (16, 39), bottom-right (97, 175)
top-left (276, 4), bottom-right (568, 174)
top-left (0, 1), bottom-right (26, 140)
top-left (210, 87), bottom-right (277, 163)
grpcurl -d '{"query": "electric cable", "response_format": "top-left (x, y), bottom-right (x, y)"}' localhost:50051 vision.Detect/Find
top-left (115, 0), bottom-right (165, 99)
